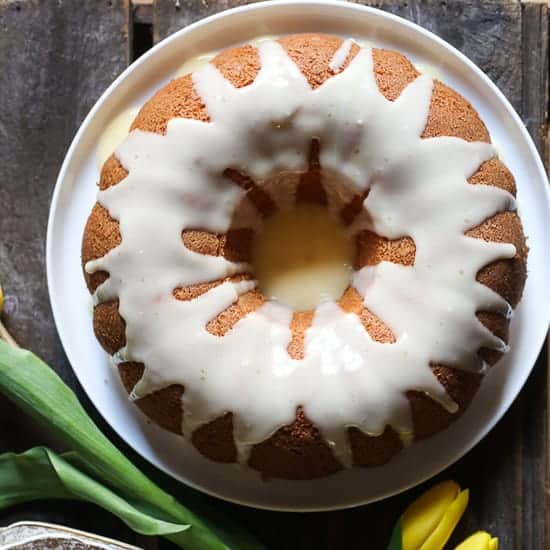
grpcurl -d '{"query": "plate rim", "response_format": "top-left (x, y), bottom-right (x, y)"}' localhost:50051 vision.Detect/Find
top-left (46, 0), bottom-right (550, 512)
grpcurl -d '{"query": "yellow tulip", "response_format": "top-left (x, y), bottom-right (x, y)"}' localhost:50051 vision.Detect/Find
top-left (455, 532), bottom-right (498, 550)
top-left (402, 480), bottom-right (469, 550)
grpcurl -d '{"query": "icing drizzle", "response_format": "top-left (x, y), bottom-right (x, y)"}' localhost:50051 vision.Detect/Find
top-left (329, 38), bottom-right (354, 73)
top-left (87, 39), bottom-right (517, 467)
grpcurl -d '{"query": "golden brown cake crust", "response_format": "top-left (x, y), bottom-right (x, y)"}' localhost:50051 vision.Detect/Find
top-left (82, 34), bottom-right (527, 480)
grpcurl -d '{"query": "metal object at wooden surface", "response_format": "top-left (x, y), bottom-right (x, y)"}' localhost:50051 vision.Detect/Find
top-left (0, 1), bottom-right (548, 548)
top-left (0, 521), bottom-right (141, 550)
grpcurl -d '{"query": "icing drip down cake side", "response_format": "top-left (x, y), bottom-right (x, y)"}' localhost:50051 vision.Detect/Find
top-left (82, 34), bottom-right (528, 480)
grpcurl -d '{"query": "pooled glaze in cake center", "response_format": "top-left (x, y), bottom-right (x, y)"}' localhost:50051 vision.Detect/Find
top-left (252, 204), bottom-right (354, 310)
top-left (87, 39), bottom-right (517, 467)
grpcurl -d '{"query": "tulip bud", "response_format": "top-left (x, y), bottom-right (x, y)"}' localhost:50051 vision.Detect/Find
top-left (454, 531), bottom-right (498, 550)
top-left (387, 480), bottom-right (469, 550)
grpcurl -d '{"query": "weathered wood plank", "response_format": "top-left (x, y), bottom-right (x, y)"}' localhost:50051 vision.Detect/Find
top-left (420, 0), bottom-right (522, 112)
top-left (153, 0), bottom-right (258, 43)
top-left (0, 0), bottom-right (129, 377)
top-left (522, 1), bottom-right (549, 156)
top-left (518, 6), bottom-right (548, 548)
top-left (519, 352), bottom-right (547, 549)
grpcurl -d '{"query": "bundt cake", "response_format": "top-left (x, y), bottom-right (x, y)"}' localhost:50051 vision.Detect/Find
top-left (82, 34), bottom-right (527, 480)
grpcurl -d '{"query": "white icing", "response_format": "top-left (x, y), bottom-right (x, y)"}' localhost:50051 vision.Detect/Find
top-left (96, 108), bottom-right (139, 169)
top-left (87, 39), bottom-right (517, 467)
top-left (174, 53), bottom-right (216, 77)
top-left (355, 38), bottom-right (372, 49)
top-left (249, 34), bottom-right (281, 47)
top-left (329, 38), bottom-right (354, 73)
top-left (415, 62), bottom-right (444, 82)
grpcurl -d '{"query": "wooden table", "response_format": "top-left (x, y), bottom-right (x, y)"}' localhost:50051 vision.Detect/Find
top-left (0, 1), bottom-right (548, 548)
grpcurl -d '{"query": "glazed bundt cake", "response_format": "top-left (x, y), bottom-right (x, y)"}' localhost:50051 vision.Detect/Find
top-left (82, 34), bottom-right (527, 480)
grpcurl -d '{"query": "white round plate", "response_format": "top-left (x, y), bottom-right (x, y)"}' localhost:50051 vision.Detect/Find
top-left (47, 0), bottom-right (550, 511)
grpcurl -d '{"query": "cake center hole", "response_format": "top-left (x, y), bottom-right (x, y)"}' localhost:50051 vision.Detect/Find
top-left (251, 204), bottom-right (354, 310)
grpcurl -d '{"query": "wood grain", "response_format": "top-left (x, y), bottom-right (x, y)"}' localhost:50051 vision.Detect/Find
top-left (522, 1), bottom-right (549, 157)
top-left (153, 0), bottom-right (257, 42)
top-left (0, 0), bottom-right (140, 543)
top-left (519, 6), bottom-right (548, 545)
top-left (0, 0), bottom-right (129, 377)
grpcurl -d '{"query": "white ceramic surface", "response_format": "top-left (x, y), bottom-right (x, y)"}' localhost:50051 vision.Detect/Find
top-left (47, 0), bottom-right (550, 511)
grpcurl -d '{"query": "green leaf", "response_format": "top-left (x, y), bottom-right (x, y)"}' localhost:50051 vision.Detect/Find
top-left (387, 518), bottom-right (403, 550)
top-left (0, 340), bottom-right (264, 550)
top-left (0, 448), bottom-right (188, 537)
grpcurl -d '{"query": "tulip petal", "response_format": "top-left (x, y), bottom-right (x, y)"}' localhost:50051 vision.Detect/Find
top-left (455, 531), bottom-right (498, 550)
top-left (419, 488), bottom-right (469, 550)
top-left (402, 481), bottom-right (461, 549)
